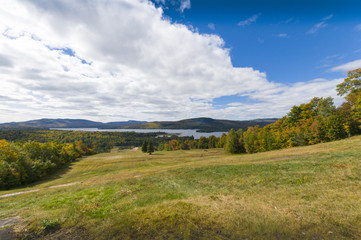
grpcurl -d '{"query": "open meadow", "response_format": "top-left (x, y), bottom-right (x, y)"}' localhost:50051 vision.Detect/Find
top-left (1, 136), bottom-right (361, 239)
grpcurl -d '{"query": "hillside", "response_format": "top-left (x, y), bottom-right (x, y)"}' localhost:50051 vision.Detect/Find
top-left (0, 118), bottom-right (277, 132)
top-left (121, 117), bottom-right (278, 131)
top-left (1, 136), bottom-right (361, 239)
top-left (0, 119), bottom-right (146, 129)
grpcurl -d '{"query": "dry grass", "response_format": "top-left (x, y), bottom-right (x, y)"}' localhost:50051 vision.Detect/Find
top-left (1, 136), bottom-right (361, 239)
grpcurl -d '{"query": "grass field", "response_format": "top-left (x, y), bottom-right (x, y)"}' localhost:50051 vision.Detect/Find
top-left (1, 136), bottom-right (361, 239)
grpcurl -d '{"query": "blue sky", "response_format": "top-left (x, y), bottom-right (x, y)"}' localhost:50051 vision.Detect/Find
top-left (0, 0), bottom-right (360, 123)
top-left (150, 0), bottom-right (361, 109)
top-left (156, 0), bottom-right (361, 82)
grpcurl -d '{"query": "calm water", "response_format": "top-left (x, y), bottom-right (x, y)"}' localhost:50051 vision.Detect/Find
top-left (51, 128), bottom-right (227, 139)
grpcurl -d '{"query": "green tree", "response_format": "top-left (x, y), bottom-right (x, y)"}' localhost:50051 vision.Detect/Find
top-left (217, 133), bottom-right (227, 148)
top-left (208, 135), bottom-right (217, 149)
top-left (147, 140), bottom-right (154, 155)
top-left (198, 137), bottom-right (208, 149)
top-left (224, 129), bottom-right (239, 154)
top-left (243, 127), bottom-right (258, 153)
top-left (336, 68), bottom-right (361, 96)
top-left (141, 140), bottom-right (147, 153)
top-left (336, 68), bottom-right (361, 133)
top-left (236, 129), bottom-right (246, 153)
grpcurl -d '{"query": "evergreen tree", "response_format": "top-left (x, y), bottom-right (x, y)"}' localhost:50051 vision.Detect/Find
top-left (141, 140), bottom-right (147, 153)
top-left (224, 129), bottom-right (239, 154)
top-left (147, 140), bottom-right (154, 155)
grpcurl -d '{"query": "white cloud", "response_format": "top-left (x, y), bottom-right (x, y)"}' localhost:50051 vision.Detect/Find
top-left (179, 0), bottom-right (191, 12)
top-left (274, 33), bottom-right (288, 38)
top-left (283, 17), bottom-right (294, 24)
top-left (196, 78), bottom-right (344, 120)
top-left (238, 13), bottom-right (261, 27)
top-left (0, 0), bottom-right (343, 123)
top-left (322, 14), bottom-right (334, 21)
top-left (330, 59), bottom-right (361, 72)
top-left (208, 23), bottom-right (215, 30)
top-left (154, 0), bottom-right (190, 12)
top-left (307, 14), bottom-right (333, 34)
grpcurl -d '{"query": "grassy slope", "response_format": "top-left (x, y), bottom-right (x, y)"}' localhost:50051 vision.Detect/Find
top-left (1, 136), bottom-right (361, 239)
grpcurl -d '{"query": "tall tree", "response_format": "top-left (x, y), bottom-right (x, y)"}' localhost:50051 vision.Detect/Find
top-left (225, 129), bottom-right (239, 154)
top-left (198, 137), bottom-right (208, 149)
top-left (147, 140), bottom-right (154, 155)
top-left (141, 140), bottom-right (147, 153)
top-left (336, 68), bottom-right (361, 96)
top-left (336, 68), bottom-right (361, 133)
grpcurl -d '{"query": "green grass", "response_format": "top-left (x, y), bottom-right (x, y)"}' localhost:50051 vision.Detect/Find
top-left (1, 137), bottom-right (361, 239)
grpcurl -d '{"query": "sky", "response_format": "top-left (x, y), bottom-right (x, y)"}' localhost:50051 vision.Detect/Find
top-left (0, 0), bottom-right (360, 123)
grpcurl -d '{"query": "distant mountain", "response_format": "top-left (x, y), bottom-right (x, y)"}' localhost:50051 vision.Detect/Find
top-left (0, 118), bottom-right (277, 132)
top-left (0, 119), bottom-right (146, 129)
top-left (121, 117), bottom-right (278, 132)
top-left (103, 120), bottom-right (147, 128)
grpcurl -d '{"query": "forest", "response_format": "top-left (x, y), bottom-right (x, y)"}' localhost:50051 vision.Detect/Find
top-left (0, 131), bottom-right (193, 189)
top-left (0, 140), bottom-right (94, 189)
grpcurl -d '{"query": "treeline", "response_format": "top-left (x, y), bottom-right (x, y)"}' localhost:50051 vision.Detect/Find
top-left (0, 130), bottom-right (193, 189)
top-left (221, 68), bottom-right (361, 154)
top-left (0, 140), bottom-right (93, 189)
top-left (0, 130), bottom-right (193, 153)
top-left (160, 68), bottom-right (361, 154)
top-left (158, 96), bottom-right (357, 152)
top-left (158, 135), bottom-right (226, 151)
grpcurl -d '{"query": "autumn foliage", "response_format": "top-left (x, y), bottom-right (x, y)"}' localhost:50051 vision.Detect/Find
top-left (0, 140), bottom-right (93, 189)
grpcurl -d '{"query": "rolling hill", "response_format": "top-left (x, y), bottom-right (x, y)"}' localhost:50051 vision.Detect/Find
top-left (1, 136), bottom-right (360, 239)
top-left (0, 119), bottom-right (146, 129)
top-left (0, 117), bottom-right (278, 132)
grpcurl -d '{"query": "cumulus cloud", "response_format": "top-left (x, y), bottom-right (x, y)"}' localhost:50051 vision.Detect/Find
top-left (330, 59), bottom-right (361, 72)
top-left (307, 14), bottom-right (333, 34)
top-left (238, 13), bottom-right (261, 27)
top-left (0, 0), bottom-right (342, 123)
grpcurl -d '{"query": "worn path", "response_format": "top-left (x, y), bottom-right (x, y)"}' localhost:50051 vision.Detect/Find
top-left (0, 182), bottom-right (80, 199)
top-left (0, 217), bottom-right (20, 240)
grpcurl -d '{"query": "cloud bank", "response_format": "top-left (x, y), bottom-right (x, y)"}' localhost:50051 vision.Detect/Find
top-left (0, 0), bottom-right (343, 123)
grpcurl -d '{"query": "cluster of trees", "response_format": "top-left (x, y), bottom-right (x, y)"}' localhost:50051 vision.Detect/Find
top-left (159, 69), bottom-right (361, 154)
top-left (141, 140), bottom-right (155, 155)
top-left (0, 140), bottom-right (93, 189)
top-left (158, 135), bottom-right (227, 151)
top-left (223, 68), bottom-right (361, 154)
top-left (0, 130), bottom-right (194, 153)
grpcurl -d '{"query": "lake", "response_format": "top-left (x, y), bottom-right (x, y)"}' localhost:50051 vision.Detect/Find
top-left (51, 128), bottom-right (228, 139)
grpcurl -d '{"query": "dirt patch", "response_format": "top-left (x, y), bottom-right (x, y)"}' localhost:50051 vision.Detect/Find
top-left (47, 182), bottom-right (80, 189)
top-left (0, 182), bottom-right (81, 199)
top-left (0, 217), bottom-right (20, 240)
top-left (0, 189), bottom-right (39, 198)
top-left (0, 217), bottom-right (20, 229)
top-left (270, 155), bottom-right (304, 161)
